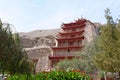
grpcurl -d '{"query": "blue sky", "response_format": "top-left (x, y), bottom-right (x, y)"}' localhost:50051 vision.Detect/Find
top-left (0, 0), bottom-right (120, 32)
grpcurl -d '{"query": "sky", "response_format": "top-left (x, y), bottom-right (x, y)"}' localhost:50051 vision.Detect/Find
top-left (0, 0), bottom-right (120, 32)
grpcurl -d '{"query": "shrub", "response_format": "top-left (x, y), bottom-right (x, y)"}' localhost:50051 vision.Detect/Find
top-left (8, 71), bottom-right (91, 80)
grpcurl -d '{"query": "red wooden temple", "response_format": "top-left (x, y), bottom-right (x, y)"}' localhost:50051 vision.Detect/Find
top-left (48, 19), bottom-right (94, 69)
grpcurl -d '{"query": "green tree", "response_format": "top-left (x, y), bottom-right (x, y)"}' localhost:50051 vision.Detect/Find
top-left (93, 8), bottom-right (120, 76)
top-left (55, 38), bottom-right (99, 73)
top-left (77, 38), bottom-right (100, 73)
top-left (0, 20), bottom-right (33, 76)
top-left (0, 21), bottom-right (13, 76)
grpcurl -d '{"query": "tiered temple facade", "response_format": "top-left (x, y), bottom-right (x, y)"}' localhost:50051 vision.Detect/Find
top-left (48, 19), bottom-right (98, 69)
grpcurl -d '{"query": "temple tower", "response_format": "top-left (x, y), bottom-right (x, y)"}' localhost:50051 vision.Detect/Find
top-left (49, 19), bottom-right (98, 69)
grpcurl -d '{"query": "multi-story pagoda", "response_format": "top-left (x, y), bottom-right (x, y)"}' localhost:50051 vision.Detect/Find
top-left (49, 18), bottom-right (98, 69)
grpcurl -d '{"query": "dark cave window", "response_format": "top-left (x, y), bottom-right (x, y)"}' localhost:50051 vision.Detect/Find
top-left (67, 49), bottom-right (70, 53)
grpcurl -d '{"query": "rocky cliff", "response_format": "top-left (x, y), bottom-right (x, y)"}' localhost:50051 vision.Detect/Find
top-left (19, 28), bottom-right (62, 71)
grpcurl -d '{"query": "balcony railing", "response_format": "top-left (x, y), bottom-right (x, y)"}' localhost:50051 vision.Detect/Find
top-left (56, 36), bottom-right (84, 41)
top-left (49, 55), bottom-right (78, 60)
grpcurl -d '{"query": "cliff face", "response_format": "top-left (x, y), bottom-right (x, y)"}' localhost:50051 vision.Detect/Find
top-left (19, 29), bottom-right (61, 71)
top-left (20, 35), bottom-right (56, 48)
top-left (19, 29), bottom-right (62, 48)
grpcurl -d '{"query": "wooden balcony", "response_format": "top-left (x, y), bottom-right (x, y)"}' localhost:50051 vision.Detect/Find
top-left (59, 30), bottom-right (84, 36)
top-left (62, 24), bottom-right (85, 30)
top-left (56, 36), bottom-right (84, 41)
top-left (49, 55), bottom-right (79, 60)
top-left (51, 45), bottom-right (83, 50)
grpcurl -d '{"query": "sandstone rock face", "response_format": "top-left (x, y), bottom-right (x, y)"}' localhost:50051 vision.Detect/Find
top-left (20, 37), bottom-right (36, 48)
top-left (25, 46), bottom-right (52, 72)
top-left (20, 35), bottom-right (56, 48)
top-left (19, 29), bottom-right (61, 72)
top-left (19, 29), bottom-right (62, 48)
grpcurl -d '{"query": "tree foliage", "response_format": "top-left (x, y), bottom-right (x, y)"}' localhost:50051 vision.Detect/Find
top-left (0, 20), bottom-right (33, 75)
top-left (93, 8), bottom-right (120, 72)
top-left (55, 38), bottom-right (99, 73)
